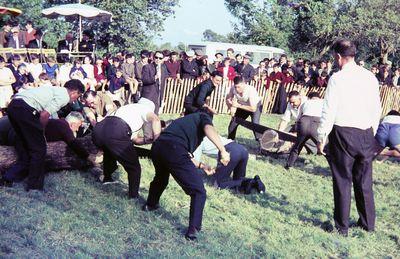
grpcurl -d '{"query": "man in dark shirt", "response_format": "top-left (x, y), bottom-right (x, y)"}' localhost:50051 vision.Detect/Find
top-left (236, 55), bottom-right (256, 83)
top-left (164, 51), bottom-right (181, 79)
top-left (181, 50), bottom-right (199, 80)
top-left (143, 112), bottom-right (230, 241)
top-left (183, 71), bottom-right (223, 115)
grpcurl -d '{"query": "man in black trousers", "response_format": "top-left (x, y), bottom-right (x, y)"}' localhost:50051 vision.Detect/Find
top-left (317, 39), bottom-right (381, 236)
top-left (0, 80), bottom-right (84, 190)
top-left (143, 112), bottom-right (230, 241)
top-left (183, 70), bottom-right (223, 115)
top-left (92, 98), bottom-right (161, 199)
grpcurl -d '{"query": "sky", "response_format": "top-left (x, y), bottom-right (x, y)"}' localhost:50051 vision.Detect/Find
top-left (153, 0), bottom-right (235, 46)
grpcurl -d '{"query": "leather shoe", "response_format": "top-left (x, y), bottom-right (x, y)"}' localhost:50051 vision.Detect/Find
top-left (185, 226), bottom-right (200, 241)
top-left (142, 203), bottom-right (160, 212)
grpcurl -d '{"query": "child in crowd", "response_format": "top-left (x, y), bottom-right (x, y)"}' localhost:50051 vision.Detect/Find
top-left (107, 68), bottom-right (125, 106)
top-left (70, 59), bottom-right (88, 89)
top-left (12, 63), bottom-right (35, 92)
top-left (28, 54), bottom-right (44, 83)
top-left (94, 58), bottom-right (106, 90)
top-left (82, 55), bottom-right (97, 90)
top-left (42, 56), bottom-right (59, 83)
top-left (37, 73), bottom-right (52, 87)
top-left (57, 56), bottom-right (73, 87)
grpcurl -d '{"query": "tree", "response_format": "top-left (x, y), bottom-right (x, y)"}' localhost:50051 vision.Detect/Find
top-left (203, 29), bottom-right (228, 42)
top-left (0, 0), bottom-right (179, 53)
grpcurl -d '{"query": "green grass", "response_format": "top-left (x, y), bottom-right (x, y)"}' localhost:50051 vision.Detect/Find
top-left (1, 114), bottom-right (399, 257)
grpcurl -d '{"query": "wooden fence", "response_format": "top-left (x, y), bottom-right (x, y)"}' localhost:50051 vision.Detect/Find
top-left (161, 79), bottom-right (327, 114)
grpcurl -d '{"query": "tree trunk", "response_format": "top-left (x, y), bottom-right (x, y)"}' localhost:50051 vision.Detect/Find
top-left (0, 136), bottom-right (102, 172)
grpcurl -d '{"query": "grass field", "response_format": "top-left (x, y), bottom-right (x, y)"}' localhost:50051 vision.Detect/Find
top-left (0, 114), bottom-right (399, 258)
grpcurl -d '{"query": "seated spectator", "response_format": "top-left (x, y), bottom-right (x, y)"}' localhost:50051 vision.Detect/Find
top-left (94, 58), bottom-right (106, 90)
top-left (70, 59), bottom-right (88, 88)
top-left (27, 29), bottom-right (48, 49)
top-left (107, 69), bottom-right (126, 106)
top-left (217, 58), bottom-right (236, 81)
top-left (57, 57), bottom-right (73, 87)
top-left (12, 64), bottom-right (35, 92)
top-left (106, 57), bottom-right (121, 80)
top-left (7, 26), bottom-right (25, 49)
top-left (7, 54), bottom-right (21, 78)
top-left (82, 55), bottom-right (97, 90)
top-left (37, 73), bottom-right (52, 87)
top-left (285, 92), bottom-right (323, 169)
top-left (121, 53), bottom-right (139, 103)
top-left (43, 56), bottom-right (59, 81)
top-left (376, 110), bottom-right (400, 158)
top-left (0, 56), bottom-right (16, 117)
top-left (317, 71), bottom-right (329, 88)
top-left (164, 51), bottom-right (181, 79)
top-left (81, 90), bottom-right (117, 127)
top-left (28, 54), bottom-right (44, 83)
top-left (79, 31), bottom-right (94, 52)
top-left (57, 32), bottom-right (75, 63)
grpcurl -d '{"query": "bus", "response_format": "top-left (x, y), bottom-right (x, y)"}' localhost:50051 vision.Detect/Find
top-left (187, 41), bottom-right (286, 65)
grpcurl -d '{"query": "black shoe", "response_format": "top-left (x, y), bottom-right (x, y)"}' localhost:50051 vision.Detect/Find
top-left (142, 203), bottom-right (160, 212)
top-left (0, 178), bottom-right (12, 187)
top-left (25, 185), bottom-right (43, 192)
top-left (185, 226), bottom-right (200, 241)
top-left (284, 164), bottom-right (291, 170)
top-left (253, 175), bottom-right (266, 193)
top-left (102, 177), bottom-right (116, 185)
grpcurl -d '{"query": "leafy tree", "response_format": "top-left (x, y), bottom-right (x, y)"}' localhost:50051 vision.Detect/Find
top-left (203, 29), bottom-right (229, 42)
top-left (0, 0), bottom-right (179, 53)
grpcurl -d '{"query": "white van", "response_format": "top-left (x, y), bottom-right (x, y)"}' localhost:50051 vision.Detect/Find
top-left (187, 41), bottom-right (285, 65)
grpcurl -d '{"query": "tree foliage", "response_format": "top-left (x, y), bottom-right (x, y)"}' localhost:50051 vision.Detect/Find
top-left (225, 0), bottom-right (400, 63)
top-left (203, 29), bottom-right (229, 42)
top-left (0, 0), bottom-right (179, 53)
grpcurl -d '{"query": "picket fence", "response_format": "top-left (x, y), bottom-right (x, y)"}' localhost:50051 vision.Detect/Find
top-left (160, 78), bottom-right (398, 116)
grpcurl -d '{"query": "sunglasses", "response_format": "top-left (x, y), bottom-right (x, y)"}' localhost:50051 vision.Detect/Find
top-left (154, 56), bottom-right (163, 60)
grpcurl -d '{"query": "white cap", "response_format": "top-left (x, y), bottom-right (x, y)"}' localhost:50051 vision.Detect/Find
top-left (186, 50), bottom-right (195, 57)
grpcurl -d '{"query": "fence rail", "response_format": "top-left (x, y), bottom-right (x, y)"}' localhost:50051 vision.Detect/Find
top-left (161, 79), bottom-right (328, 115)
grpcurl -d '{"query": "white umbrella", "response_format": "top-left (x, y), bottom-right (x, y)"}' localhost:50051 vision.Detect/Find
top-left (41, 0), bottom-right (112, 42)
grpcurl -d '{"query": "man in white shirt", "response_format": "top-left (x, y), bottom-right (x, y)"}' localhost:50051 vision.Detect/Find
top-left (0, 56), bottom-right (16, 117)
top-left (92, 98), bottom-right (161, 199)
top-left (226, 76), bottom-right (262, 142)
top-left (278, 90), bottom-right (304, 132)
top-left (285, 92), bottom-right (323, 169)
top-left (317, 39), bottom-right (381, 236)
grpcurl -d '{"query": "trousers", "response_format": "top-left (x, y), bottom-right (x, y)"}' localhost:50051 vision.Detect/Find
top-left (228, 102), bottom-right (262, 141)
top-left (4, 99), bottom-right (46, 190)
top-left (92, 116), bottom-right (141, 198)
top-left (147, 139), bottom-right (207, 230)
top-left (327, 125), bottom-right (376, 234)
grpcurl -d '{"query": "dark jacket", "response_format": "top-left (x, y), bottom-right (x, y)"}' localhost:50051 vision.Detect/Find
top-left (141, 62), bottom-right (169, 113)
top-left (27, 39), bottom-right (48, 49)
top-left (184, 78), bottom-right (215, 109)
top-left (181, 59), bottom-right (199, 79)
top-left (237, 63), bottom-right (256, 82)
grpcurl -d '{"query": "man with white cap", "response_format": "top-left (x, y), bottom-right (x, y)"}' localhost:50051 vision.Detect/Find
top-left (181, 50), bottom-right (199, 80)
top-left (92, 97), bottom-right (161, 199)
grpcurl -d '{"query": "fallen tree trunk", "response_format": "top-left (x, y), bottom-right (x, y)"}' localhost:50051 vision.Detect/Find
top-left (0, 136), bottom-right (101, 172)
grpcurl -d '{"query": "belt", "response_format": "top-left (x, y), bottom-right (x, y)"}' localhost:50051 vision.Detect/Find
top-left (11, 98), bottom-right (40, 117)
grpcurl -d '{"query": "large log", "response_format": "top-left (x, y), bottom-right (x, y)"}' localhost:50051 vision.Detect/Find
top-left (0, 135), bottom-right (153, 172)
top-left (0, 135), bottom-right (100, 172)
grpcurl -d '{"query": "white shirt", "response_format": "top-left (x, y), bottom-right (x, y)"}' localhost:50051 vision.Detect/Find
top-left (317, 61), bottom-right (381, 141)
top-left (382, 115), bottom-right (400, 125)
top-left (229, 84), bottom-right (261, 107)
top-left (0, 67), bottom-right (15, 87)
top-left (281, 96), bottom-right (305, 122)
top-left (82, 64), bottom-right (95, 79)
top-left (28, 63), bottom-right (44, 81)
top-left (114, 98), bottom-right (155, 138)
top-left (298, 98), bottom-right (323, 118)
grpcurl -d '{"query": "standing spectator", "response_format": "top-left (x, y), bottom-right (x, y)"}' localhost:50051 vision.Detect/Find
top-left (198, 56), bottom-right (214, 80)
top-left (181, 50), bottom-right (199, 80)
top-left (0, 56), bottom-right (16, 117)
top-left (135, 50), bottom-right (150, 87)
top-left (164, 51), bottom-right (181, 80)
top-left (317, 39), bottom-right (381, 236)
top-left (0, 80), bottom-right (84, 190)
top-left (24, 21), bottom-right (36, 46)
top-left (268, 64), bottom-right (284, 84)
top-left (380, 69), bottom-right (392, 86)
top-left (370, 65), bottom-right (380, 81)
top-left (255, 60), bottom-right (268, 81)
top-left (282, 67), bottom-right (295, 85)
top-left (141, 51), bottom-right (169, 114)
top-left (237, 55), bottom-right (255, 83)
top-left (0, 21), bottom-right (12, 47)
top-left (226, 76), bottom-right (262, 142)
top-left (217, 58), bottom-right (236, 81)
top-left (392, 68), bottom-right (400, 87)
top-left (233, 54), bottom-right (243, 73)
top-left (227, 48), bottom-right (236, 67)
top-left (317, 71), bottom-right (329, 88)
top-left (214, 52), bottom-right (224, 68)
top-left (7, 26), bottom-right (26, 49)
